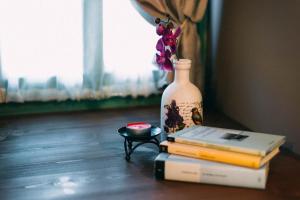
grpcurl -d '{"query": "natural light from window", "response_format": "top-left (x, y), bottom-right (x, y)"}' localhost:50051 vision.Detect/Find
top-left (103, 0), bottom-right (157, 79)
top-left (0, 0), bottom-right (157, 88)
top-left (0, 0), bottom-right (83, 85)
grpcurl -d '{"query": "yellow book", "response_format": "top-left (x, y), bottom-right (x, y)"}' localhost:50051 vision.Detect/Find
top-left (160, 141), bottom-right (279, 169)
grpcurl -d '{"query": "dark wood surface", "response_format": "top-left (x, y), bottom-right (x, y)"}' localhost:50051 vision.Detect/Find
top-left (0, 106), bottom-right (299, 200)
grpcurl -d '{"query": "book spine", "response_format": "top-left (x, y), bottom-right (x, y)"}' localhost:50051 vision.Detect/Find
top-left (160, 142), bottom-right (261, 168)
top-left (155, 155), bottom-right (267, 189)
top-left (155, 157), bottom-right (165, 180)
top-left (167, 136), bottom-right (264, 156)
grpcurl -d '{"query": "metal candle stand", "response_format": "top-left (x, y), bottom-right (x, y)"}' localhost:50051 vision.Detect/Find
top-left (118, 126), bottom-right (161, 161)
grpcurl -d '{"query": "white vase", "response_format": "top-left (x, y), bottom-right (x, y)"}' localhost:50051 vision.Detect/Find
top-left (160, 59), bottom-right (203, 137)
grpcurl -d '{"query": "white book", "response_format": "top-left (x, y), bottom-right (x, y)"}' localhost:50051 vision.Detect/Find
top-left (155, 153), bottom-right (269, 189)
top-left (167, 126), bottom-right (285, 156)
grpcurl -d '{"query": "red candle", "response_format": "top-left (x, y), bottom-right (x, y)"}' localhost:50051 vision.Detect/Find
top-left (126, 122), bottom-right (151, 136)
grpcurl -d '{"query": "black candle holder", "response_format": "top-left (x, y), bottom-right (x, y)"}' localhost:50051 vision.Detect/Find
top-left (118, 126), bottom-right (161, 161)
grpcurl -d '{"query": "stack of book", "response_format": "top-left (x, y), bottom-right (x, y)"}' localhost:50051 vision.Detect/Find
top-left (154, 126), bottom-right (285, 189)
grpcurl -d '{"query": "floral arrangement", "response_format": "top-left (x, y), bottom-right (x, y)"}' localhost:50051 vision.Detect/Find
top-left (155, 15), bottom-right (181, 71)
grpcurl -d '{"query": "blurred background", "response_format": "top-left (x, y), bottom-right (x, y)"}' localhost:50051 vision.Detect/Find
top-left (209, 0), bottom-right (300, 154)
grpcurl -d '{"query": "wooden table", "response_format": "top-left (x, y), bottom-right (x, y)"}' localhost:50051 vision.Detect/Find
top-left (0, 106), bottom-right (299, 200)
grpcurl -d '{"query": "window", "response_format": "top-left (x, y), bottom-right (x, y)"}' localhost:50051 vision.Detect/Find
top-left (0, 0), bottom-right (83, 85)
top-left (103, 0), bottom-right (157, 79)
top-left (0, 0), bottom-right (157, 102)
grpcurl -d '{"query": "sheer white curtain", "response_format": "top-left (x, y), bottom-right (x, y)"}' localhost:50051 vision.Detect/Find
top-left (102, 0), bottom-right (158, 97)
top-left (0, 0), bottom-right (157, 103)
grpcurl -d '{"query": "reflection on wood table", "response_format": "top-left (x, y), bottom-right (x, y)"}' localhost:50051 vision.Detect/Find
top-left (0, 106), bottom-right (299, 200)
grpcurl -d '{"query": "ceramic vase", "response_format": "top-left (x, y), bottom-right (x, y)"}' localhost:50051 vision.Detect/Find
top-left (160, 59), bottom-right (203, 137)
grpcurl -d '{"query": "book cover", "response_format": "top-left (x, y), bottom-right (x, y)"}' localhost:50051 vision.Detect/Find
top-left (160, 141), bottom-right (279, 168)
top-left (154, 153), bottom-right (269, 189)
top-left (167, 126), bottom-right (285, 156)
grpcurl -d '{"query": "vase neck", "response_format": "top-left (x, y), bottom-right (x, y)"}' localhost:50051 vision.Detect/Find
top-left (174, 69), bottom-right (190, 84)
top-left (174, 59), bottom-right (191, 84)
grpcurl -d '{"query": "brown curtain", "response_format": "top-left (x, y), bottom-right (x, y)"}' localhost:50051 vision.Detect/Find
top-left (134, 0), bottom-right (208, 90)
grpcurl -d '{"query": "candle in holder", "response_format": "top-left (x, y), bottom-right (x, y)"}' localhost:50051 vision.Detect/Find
top-left (126, 122), bottom-right (151, 136)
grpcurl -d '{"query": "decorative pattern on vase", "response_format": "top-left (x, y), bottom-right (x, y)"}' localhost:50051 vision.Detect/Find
top-left (163, 100), bottom-right (203, 133)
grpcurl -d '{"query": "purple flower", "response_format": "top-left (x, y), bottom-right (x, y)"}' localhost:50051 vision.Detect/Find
top-left (156, 24), bottom-right (165, 35)
top-left (156, 49), bottom-right (173, 71)
top-left (156, 39), bottom-right (164, 52)
top-left (154, 16), bottom-right (181, 71)
top-left (161, 58), bottom-right (173, 71)
top-left (170, 44), bottom-right (177, 54)
top-left (156, 53), bottom-right (166, 65)
top-left (165, 49), bottom-right (171, 58)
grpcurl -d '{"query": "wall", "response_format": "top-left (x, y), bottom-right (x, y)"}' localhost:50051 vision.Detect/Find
top-left (215, 0), bottom-right (300, 154)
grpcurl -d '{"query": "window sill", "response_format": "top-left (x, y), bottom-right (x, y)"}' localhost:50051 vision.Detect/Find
top-left (0, 94), bottom-right (161, 117)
